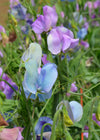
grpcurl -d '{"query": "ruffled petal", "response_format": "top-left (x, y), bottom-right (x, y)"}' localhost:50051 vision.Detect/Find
top-left (32, 15), bottom-right (45, 34)
top-left (37, 63), bottom-right (58, 93)
top-left (57, 26), bottom-right (74, 38)
top-left (47, 29), bottom-right (62, 54)
top-left (62, 34), bottom-right (71, 52)
top-left (70, 38), bottom-right (79, 49)
top-left (43, 6), bottom-right (58, 31)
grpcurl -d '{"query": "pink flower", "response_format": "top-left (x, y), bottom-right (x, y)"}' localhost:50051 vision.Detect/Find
top-left (0, 127), bottom-right (24, 140)
top-left (61, 12), bottom-right (64, 18)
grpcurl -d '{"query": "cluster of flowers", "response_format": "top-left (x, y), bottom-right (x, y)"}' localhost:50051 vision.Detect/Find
top-left (0, 0), bottom-right (100, 139)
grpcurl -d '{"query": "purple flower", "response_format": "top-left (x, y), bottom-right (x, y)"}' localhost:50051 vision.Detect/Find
top-left (32, 6), bottom-right (58, 34)
top-left (0, 51), bottom-right (3, 58)
top-left (10, 0), bottom-right (19, 8)
top-left (80, 40), bottom-right (89, 49)
top-left (61, 11), bottom-right (64, 18)
top-left (83, 132), bottom-right (88, 138)
top-left (0, 67), bottom-right (18, 99)
top-left (35, 117), bottom-right (53, 135)
top-left (93, 0), bottom-right (100, 9)
top-left (92, 113), bottom-right (100, 126)
top-left (66, 82), bottom-right (77, 97)
top-left (32, 15), bottom-right (45, 34)
top-left (84, 113), bottom-right (100, 138)
top-left (47, 26), bottom-right (79, 55)
top-left (10, 4), bottom-right (27, 20)
top-left (84, 1), bottom-right (93, 10)
top-left (31, 0), bottom-right (35, 6)
top-left (41, 54), bottom-right (49, 65)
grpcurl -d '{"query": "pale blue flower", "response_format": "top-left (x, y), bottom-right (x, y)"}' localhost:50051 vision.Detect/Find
top-left (21, 43), bottom-right (58, 101)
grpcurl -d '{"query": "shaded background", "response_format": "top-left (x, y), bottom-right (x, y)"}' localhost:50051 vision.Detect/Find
top-left (0, 0), bottom-right (9, 25)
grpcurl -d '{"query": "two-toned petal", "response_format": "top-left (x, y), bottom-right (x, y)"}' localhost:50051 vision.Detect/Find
top-left (37, 63), bottom-right (58, 93)
top-left (47, 29), bottom-right (62, 54)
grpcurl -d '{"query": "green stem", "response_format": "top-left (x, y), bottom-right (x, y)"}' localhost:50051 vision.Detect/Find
top-left (40, 123), bottom-right (52, 140)
top-left (50, 109), bottom-right (63, 140)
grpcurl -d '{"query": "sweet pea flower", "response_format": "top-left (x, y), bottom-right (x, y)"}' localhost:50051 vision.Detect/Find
top-left (57, 100), bottom-right (83, 123)
top-left (47, 26), bottom-right (79, 55)
top-left (94, 0), bottom-right (100, 9)
top-left (35, 117), bottom-right (53, 135)
top-left (21, 43), bottom-right (58, 101)
top-left (80, 40), bottom-right (89, 49)
top-left (77, 28), bottom-right (87, 39)
top-left (31, 0), bottom-right (35, 6)
top-left (41, 54), bottom-right (49, 65)
top-left (0, 127), bottom-right (23, 140)
top-left (10, 3), bottom-right (27, 20)
top-left (84, 113), bottom-right (100, 138)
top-left (92, 113), bottom-right (100, 126)
top-left (32, 6), bottom-right (58, 34)
top-left (57, 100), bottom-right (83, 122)
top-left (0, 67), bottom-right (18, 99)
top-left (10, 0), bottom-right (19, 8)
top-left (83, 126), bottom-right (89, 138)
top-left (61, 11), bottom-right (64, 18)
top-left (66, 82), bottom-right (77, 96)
top-left (0, 51), bottom-right (3, 58)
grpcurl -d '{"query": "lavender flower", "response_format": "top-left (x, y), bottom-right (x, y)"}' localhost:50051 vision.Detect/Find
top-left (32, 6), bottom-right (58, 34)
top-left (92, 113), bottom-right (100, 126)
top-left (80, 40), bottom-right (89, 49)
top-left (0, 67), bottom-right (18, 99)
top-left (41, 54), bottom-right (49, 65)
top-left (47, 26), bottom-right (79, 55)
top-left (10, 4), bottom-right (27, 20)
top-left (10, 0), bottom-right (19, 8)
top-left (66, 82), bottom-right (77, 96)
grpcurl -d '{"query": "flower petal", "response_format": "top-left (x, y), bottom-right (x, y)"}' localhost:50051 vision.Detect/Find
top-left (43, 6), bottom-right (58, 31)
top-left (37, 63), bottom-right (58, 93)
top-left (62, 34), bottom-right (71, 52)
top-left (21, 43), bottom-right (42, 68)
top-left (47, 29), bottom-right (62, 54)
top-left (69, 101), bottom-right (83, 122)
top-left (32, 15), bottom-right (45, 34)
top-left (35, 117), bottom-right (53, 135)
top-left (23, 60), bottom-right (38, 94)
